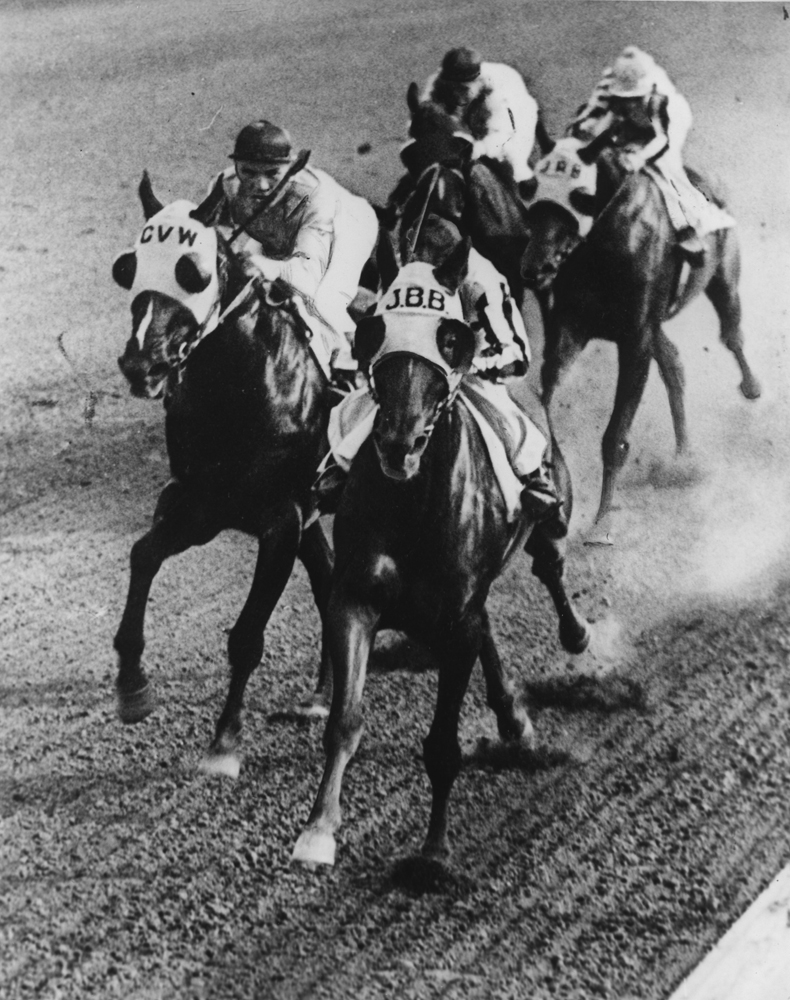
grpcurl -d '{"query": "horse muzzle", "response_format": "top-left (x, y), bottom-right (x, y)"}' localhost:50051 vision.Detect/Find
top-left (374, 431), bottom-right (428, 481)
top-left (117, 354), bottom-right (169, 399)
top-left (521, 261), bottom-right (559, 292)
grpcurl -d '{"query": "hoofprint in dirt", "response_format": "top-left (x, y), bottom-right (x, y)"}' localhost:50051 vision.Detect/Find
top-left (3, 2), bottom-right (790, 999)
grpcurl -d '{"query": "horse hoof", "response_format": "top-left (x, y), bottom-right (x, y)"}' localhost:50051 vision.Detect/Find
top-left (584, 518), bottom-right (615, 546)
top-left (421, 839), bottom-right (451, 863)
top-left (740, 376), bottom-right (761, 401)
top-left (117, 684), bottom-right (155, 724)
top-left (497, 703), bottom-right (535, 746)
top-left (561, 619), bottom-right (591, 655)
top-left (290, 699), bottom-right (330, 720)
top-left (198, 752), bottom-right (240, 779)
top-left (292, 828), bottom-right (336, 867)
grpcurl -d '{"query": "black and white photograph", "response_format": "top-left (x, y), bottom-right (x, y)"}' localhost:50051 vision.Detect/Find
top-left (2, 1), bottom-right (789, 997)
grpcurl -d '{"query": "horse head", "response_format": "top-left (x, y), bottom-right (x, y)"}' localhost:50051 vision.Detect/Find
top-left (520, 138), bottom-right (599, 291)
top-left (356, 226), bottom-right (474, 480)
top-left (113, 172), bottom-right (239, 398)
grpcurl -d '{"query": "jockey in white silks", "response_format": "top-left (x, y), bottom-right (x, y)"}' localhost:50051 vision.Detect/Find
top-left (570, 46), bottom-right (727, 265)
top-left (420, 47), bottom-right (540, 193)
top-left (209, 120), bottom-right (379, 379)
top-left (319, 220), bottom-right (567, 538)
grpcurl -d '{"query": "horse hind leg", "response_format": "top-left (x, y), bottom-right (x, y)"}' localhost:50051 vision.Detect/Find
top-left (705, 239), bottom-right (761, 400)
top-left (653, 326), bottom-right (689, 455)
top-left (478, 607), bottom-right (533, 744)
top-left (114, 481), bottom-right (220, 724)
top-left (292, 518), bottom-right (335, 718)
top-left (594, 343), bottom-right (652, 527)
top-left (201, 504), bottom-right (302, 779)
top-left (525, 528), bottom-right (590, 654)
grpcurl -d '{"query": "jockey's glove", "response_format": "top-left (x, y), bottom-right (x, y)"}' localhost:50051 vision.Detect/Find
top-left (245, 252), bottom-right (283, 282)
top-left (622, 152), bottom-right (647, 173)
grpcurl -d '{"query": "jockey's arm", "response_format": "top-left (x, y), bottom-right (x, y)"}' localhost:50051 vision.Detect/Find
top-left (623, 91), bottom-right (671, 171)
top-left (462, 249), bottom-right (530, 380)
top-left (247, 191), bottom-right (334, 302)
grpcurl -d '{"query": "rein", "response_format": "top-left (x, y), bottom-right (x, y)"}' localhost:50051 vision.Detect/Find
top-left (402, 163), bottom-right (441, 263)
top-left (174, 275), bottom-right (257, 374)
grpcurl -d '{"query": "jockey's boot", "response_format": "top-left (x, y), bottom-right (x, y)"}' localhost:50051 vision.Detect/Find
top-left (520, 464), bottom-right (568, 539)
top-left (329, 368), bottom-right (359, 396)
top-left (330, 344), bottom-right (361, 395)
top-left (676, 226), bottom-right (705, 267)
top-left (312, 456), bottom-right (348, 515)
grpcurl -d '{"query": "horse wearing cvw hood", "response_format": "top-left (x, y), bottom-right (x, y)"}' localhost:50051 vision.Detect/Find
top-left (112, 172), bottom-right (336, 778)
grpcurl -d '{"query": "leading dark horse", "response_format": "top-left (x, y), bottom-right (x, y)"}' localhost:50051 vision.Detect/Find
top-left (520, 144), bottom-right (762, 537)
top-left (292, 231), bottom-right (589, 867)
top-left (111, 174), bottom-right (335, 777)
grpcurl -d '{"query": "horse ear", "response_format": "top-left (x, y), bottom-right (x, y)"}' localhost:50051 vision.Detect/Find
top-left (569, 189), bottom-right (597, 217)
top-left (535, 116), bottom-right (556, 155)
top-left (190, 175), bottom-right (225, 226)
top-left (406, 82), bottom-right (421, 116)
top-left (432, 235), bottom-right (470, 293)
top-left (436, 319), bottom-right (476, 373)
top-left (175, 252), bottom-right (212, 294)
top-left (139, 170), bottom-right (164, 220)
top-left (353, 315), bottom-right (386, 371)
top-left (518, 176), bottom-right (538, 202)
top-left (376, 229), bottom-right (400, 291)
top-left (112, 250), bottom-right (137, 290)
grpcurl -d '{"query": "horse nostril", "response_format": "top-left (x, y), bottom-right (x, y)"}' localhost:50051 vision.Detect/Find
top-left (412, 435), bottom-right (428, 453)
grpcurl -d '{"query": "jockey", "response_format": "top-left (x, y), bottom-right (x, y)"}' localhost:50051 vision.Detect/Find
top-left (570, 46), bottom-right (706, 264)
top-left (317, 220), bottom-right (567, 540)
top-left (210, 120), bottom-right (379, 379)
top-left (420, 46), bottom-right (541, 196)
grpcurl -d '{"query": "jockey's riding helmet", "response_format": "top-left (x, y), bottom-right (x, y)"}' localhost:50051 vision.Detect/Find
top-left (607, 46), bottom-right (657, 98)
top-left (230, 120), bottom-right (295, 164)
top-left (440, 47), bottom-right (482, 84)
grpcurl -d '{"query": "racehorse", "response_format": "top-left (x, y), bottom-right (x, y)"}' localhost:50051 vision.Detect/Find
top-left (292, 225), bottom-right (589, 868)
top-left (392, 86), bottom-right (533, 307)
top-left (111, 172), bottom-right (335, 777)
top-left (520, 143), bottom-right (762, 536)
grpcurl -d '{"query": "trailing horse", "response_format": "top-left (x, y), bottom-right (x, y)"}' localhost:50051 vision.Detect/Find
top-left (111, 173), bottom-right (335, 777)
top-left (292, 231), bottom-right (589, 867)
top-left (387, 87), bottom-right (532, 307)
top-left (520, 143), bottom-right (762, 537)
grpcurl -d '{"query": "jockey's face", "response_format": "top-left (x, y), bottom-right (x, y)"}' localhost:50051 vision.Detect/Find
top-left (608, 95), bottom-right (648, 120)
top-left (235, 160), bottom-right (291, 199)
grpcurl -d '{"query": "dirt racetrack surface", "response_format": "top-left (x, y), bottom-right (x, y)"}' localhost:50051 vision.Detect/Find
top-left (2, 2), bottom-right (790, 998)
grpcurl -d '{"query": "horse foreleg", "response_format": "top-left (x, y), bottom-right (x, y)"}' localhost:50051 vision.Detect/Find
top-left (540, 316), bottom-right (585, 414)
top-left (114, 481), bottom-right (221, 724)
top-left (596, 344), bottom-right (652, 525)
top-left (705, 250), bottom-right (762, 400)
top-left (293, 518), bottom-right (335, 717)
top-left (478, 607), bottom-right (533, 744)
top-left (293, 554), bottom-right (396, 867)
top-left (653, 327), bottom-right (689, 455)
top-left (201, 504), bottom-right (302, 778)
top-left (525, 528), bottom-right (590, 654)
top-left (421, 616), bottom-right (481, 860)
